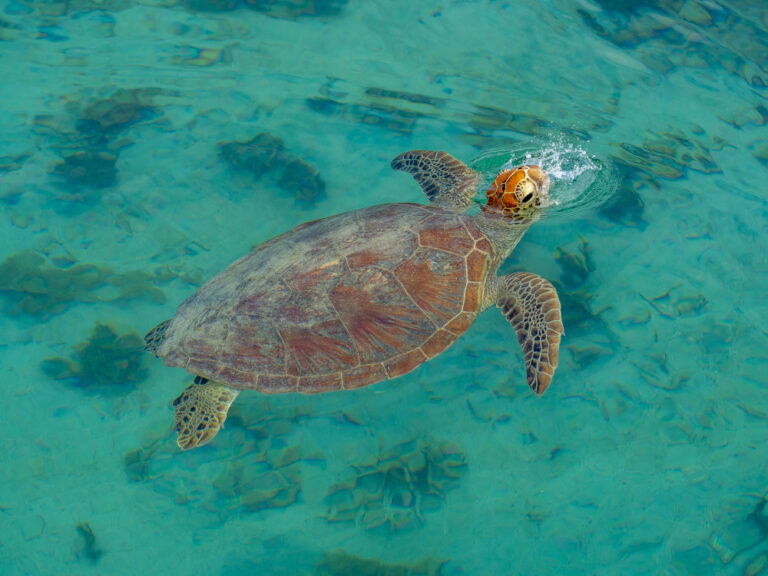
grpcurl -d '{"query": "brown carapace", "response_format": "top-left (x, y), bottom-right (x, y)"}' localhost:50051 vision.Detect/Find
top-left (485, 165), bottom-right (551, 216)
top-left (145, 150), bottom-right (564, 451)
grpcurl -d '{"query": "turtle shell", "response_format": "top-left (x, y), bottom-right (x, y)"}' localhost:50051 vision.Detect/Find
top-left (157, 203), bottom-right (494, 393)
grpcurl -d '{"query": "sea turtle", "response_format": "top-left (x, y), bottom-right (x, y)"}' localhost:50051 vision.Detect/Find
top-left (145, 150), bottom-right (564, 450)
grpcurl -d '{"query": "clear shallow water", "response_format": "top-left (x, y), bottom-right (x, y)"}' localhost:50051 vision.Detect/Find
top-left (1, 1), bottom-right (767, 574)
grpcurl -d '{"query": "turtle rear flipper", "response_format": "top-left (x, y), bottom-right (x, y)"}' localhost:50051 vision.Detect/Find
top-left (496, 272), bottom-right (564, 395)
top-left (173, 378), bottom-right (240, 451)
top-left (391, 150), bottom-right (481, 211)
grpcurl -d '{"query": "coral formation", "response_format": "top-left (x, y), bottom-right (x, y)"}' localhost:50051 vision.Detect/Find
top-left (77, 88), bottom-right (158, 142)
top-left (246, 0), bottom-right (346, 19)
top-left (278, 158), bottom-right (326, 203)
top-left (17, 0), bottom-right (347, 17)
top-left (0, 152), bottom-right (32, 174)
top-left (554, 237), bottom-right (595, 289)
top-left (639, 285), bottom-right (708, 319)
top-left (183, 0), bottom-right (239, 11)
top-left (307, 81), bottom-right (609, 140)
top-left (599, 128), bottom-right (726, 228)
top-left (220, 132), bottom-right (326, 204)
top-left (705, 497), bottom-right (768, 570)
top-left (41, 323), bottom-right (148, 391)
top-left (577, 0), bottom-right (768, 88)
top-left (219, 133), bottom-right (286, 174)
top-left (213, 460), bottom-right (301, 513)
top-left (752, 141), bottom-right (768, 168)
top-left (554, 284), bottom-right (601, 331)
top-left (0, 250), bottom-right (165, 317)
top-left (124, 396), bottom-right (321, 518)
top-left (184, 0), bottom-right (347, 18)
top-left (75, 522), bottom-right (103, 563)
top-left (41, 88), bottom-right (159, 194)
top-left (51, 149), bottom-right (118, 189)
top-left (307, 96), bottom-right (423, 134)
top-left (597, 159), bottom-right (646, 228)
top-left (315, 549), bottom-right (447, 576)
top-left (325, 438), bottom-right (467, 531)
top-left (617, 129), bottom-right (723, 179)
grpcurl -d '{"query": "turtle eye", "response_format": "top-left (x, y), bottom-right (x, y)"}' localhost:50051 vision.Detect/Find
top-left (521, 192), bottom-right (534, 205)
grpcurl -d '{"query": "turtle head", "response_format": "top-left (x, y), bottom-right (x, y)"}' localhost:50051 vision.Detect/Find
top-left (484, 165), bottom-right (551, 218)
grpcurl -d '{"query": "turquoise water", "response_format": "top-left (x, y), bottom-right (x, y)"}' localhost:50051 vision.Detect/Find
top-left (2, 0), bottom-right (767, 574)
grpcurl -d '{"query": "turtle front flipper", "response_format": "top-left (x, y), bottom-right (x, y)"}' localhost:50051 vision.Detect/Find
top-left (391, 150), bottom-right (481, 211)
top-left (496, 272), bottom-right (564, 395)
top-left (172, 377), bottom-right (240, 451)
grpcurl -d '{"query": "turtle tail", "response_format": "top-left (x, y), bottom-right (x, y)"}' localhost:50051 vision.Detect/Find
top-left (144, 319), bottom-right (171, 356)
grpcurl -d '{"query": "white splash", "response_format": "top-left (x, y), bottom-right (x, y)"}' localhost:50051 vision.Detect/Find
top-left (471, 134), bottom-right (617, 216)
